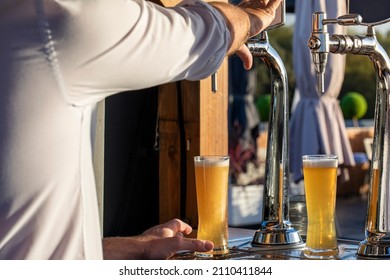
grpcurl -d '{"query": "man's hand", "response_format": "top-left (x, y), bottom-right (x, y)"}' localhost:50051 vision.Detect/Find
top-left (211, 0), bottom-right (282, 69)
top-left (103, 219), bottom-right (214, 259)
top-left (236, 0), bottom-right (282, 69)
top-left (238, 0), bottom-right (283, 37)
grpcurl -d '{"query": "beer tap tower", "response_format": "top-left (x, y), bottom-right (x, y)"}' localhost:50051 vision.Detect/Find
top-left (308, 11), bottom-right (390, 257)
top-left (246, 31), bottom-right (303, 247)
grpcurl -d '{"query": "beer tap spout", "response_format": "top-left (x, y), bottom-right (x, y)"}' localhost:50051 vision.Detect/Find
top-left (308, 12), bottom-right (362, 94)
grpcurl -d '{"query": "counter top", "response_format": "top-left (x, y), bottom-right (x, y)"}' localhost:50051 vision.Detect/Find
top-left (171, 228), bottom-right (377, 260)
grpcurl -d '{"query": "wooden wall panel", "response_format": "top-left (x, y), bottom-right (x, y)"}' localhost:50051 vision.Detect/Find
top-left (157, 0), bottom-right (229, 228)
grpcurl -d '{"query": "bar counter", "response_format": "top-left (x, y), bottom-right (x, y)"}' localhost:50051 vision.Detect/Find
top-left (171, 228), bottom-right (379, 260)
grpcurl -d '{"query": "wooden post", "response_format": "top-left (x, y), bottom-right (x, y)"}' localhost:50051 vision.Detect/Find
top-left (156, 0), bottom-right (229, 228)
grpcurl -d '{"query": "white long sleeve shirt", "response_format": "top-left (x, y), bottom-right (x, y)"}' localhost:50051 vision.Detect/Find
top-left (0, 0), bottom-right (229, 259)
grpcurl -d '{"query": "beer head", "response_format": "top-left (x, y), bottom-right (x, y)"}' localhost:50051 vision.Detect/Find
top-left (302, 155), bottom-right (338, 168)
top-left (194, 156), bottom-right (230, 167)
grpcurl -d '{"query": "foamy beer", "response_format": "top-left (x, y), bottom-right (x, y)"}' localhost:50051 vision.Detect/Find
top-left (302, 155), bottom-right (338, 259)
top-left (194, 155), bottom-right (229, 257)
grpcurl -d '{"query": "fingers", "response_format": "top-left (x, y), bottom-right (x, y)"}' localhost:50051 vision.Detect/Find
top-left (181, 238), bottom-right (214, 252)
top-left (141, 220), bottom-right (215, 259)
top-left (259, 0), bottom-right (283, 19)
top-left (142, 219), bottom-right (193, 238)
top-left (265, 0), bottom-right (283, 17)
top-left (145, 235), bottom-right (214, 260)
top-left (237, 0), bottom-right (283, 38)
top-left (164, 218), bottom-right (193, 235)
top-left (235, 45), bottom-right (253, 70)
top-left (267, 0), bottom-right (283, 9)
top-left (258, 0), bottom-right (283, 8)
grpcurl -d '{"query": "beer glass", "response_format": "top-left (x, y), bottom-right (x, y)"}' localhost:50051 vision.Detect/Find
top-left (302, 154), bottom-right (338, 259)
top-left (194, 155), bottom-right (229, 257)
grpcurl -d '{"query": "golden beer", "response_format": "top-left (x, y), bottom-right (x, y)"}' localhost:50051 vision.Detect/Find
top-left (302, 155), bottom-right (338, 259)
top-left (367, 168), bottom-right (379, 231)
top-left (194, 156), bottom-right (229, 257)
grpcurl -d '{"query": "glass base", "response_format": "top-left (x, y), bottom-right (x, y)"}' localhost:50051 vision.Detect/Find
top-left (304, 247), bottom-right (338, 259)
top-left (194, 246), bottom-right (229, 258)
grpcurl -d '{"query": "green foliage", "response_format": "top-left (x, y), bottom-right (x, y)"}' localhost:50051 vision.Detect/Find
top-left (256, 94), bottom-right (271, 122)
top-left (340, 92), bottom-right (368, 119)
top-left (339, 28), bottom-right (389, 119)
top-left (339, 55), bottom-right (376, 118)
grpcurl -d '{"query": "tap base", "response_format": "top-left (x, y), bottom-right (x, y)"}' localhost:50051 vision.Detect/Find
top-left (357, 239), bottom-right (390, 258)
top-left (251, 226), bottom-right (303, 247)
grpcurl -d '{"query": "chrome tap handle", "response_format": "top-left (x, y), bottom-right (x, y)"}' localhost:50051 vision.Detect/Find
top-left (323, 14), bottom-right (362, 26)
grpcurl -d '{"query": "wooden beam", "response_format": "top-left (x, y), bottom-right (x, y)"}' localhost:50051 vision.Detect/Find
top-left (156, 0), bottom-right (229, 228)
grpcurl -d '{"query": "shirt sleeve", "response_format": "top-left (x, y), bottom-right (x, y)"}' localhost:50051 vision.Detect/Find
top-left (52, 0), bottom-right (230, 105)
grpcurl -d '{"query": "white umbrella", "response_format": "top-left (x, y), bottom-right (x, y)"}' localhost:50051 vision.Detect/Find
top-left (289, 0), bottom-right (355, 184)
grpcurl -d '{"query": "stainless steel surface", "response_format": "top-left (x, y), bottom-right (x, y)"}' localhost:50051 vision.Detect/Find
top-left (252, 227), bottom-right (302, 246)
top-left (308, 11), bottom-right (390, 258)
top-left (246, 32), bottom-right (302, 247)
top-left (171, 228), bottom-right (366, 260)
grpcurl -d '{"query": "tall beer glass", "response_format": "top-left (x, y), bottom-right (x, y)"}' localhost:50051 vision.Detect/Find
top-left (194, 155), bottom-right (229, 257)
top-left (302, 154), bottom-right (338, 259)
